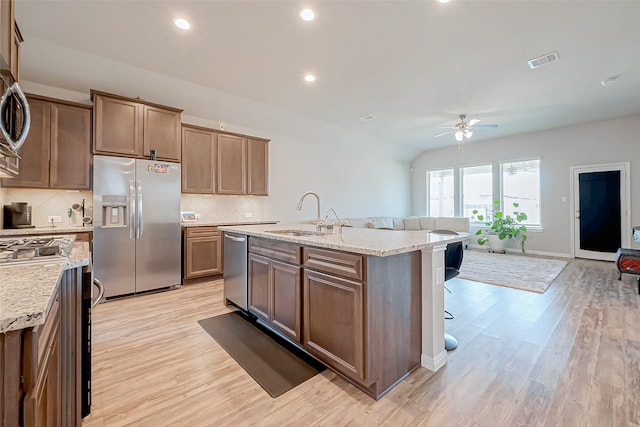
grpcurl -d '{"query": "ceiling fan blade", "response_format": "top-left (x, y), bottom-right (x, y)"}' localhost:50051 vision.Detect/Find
top-left (471, 124), bottom-right (498, 129)
top-left (436, 126), bottom-right (456, 129)
top-left (434, 131), bottom-right (453, 138)
top-left (468, 119), bottom-right (480, 126)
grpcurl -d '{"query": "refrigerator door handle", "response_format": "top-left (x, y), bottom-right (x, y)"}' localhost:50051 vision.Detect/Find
top-left (137, 181), bottom-right (143, 239)
top-left (129, 180), bottom-right (136, 240)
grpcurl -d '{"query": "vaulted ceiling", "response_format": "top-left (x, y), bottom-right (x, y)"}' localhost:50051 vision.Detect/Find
top-left (14, 1), bottom-right (640, 156)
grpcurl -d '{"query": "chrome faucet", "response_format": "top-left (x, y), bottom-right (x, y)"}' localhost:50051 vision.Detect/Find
top-left (296, 191), bottom-right (324, 231)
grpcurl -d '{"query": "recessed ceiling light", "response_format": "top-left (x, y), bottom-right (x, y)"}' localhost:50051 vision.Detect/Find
top-left (300, 9), bottom-right (316, 21)
top-left (438, 0), bottom-right (450, 3)
top-left (175, 18), bottom-right (191, 30)
top-left (304, 74), bottom-right (316, 82)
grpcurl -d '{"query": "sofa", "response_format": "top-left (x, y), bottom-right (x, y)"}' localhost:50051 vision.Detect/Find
top-left (345, 216), bottom-right (470, 235)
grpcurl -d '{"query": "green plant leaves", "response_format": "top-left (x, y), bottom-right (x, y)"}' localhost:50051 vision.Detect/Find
top-left (474, 200), bottom-right (528, 253)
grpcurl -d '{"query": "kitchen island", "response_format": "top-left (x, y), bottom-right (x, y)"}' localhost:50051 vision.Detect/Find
top-left (0, 237), bottom-right (91, 425)
top-left (219, 223), bottom-right (465, 399)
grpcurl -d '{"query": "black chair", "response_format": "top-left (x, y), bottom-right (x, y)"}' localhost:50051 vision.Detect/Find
top-left (431, 230), bottom-right (464, 351)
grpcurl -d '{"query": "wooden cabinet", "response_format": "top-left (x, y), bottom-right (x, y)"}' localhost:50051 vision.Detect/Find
top-left (143, 104), bottom-right (181, 161)
top-left (181, 125), bottom-right (216, 193)
top-left (303, 270), bottom-right (365, 383)
top-left (247, 138), bottom-right (268, 195)
top-left (181, 124), bottom-right (269, 195)
top-left (50, 101), bottom-right (92, 189)
top-left (0, 0), bottom-right (21, 82)
top-left (243, 237), bottom-right (421, 399)
top-left (13, 266), bottom-right (86, 426)
top-left (92, 90), bottom-right (182, 161)
top-left (23, 289), bottom-right (61, 426)
top-left (248, 237), bottom-right (302, 342)
top-left (183, 227), bottom-right (223, 280)
top-left (216, 133), bottom-right (246, 194)
top-left (1, 95), bottom-right (92, 190)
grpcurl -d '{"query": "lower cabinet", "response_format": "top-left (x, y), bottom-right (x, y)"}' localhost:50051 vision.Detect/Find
top-left (248, 252), bottom-right (301, 342)
top-left (18, 266), bottom-right (85, 426)
top-left (23, 289), bottom-right (61, 426)
top-left (246, 237), bottom-right (421, 399)
top-left (303, 269), bottom-right (365, 383)
top-left (183, 227), bottom-right (223, 280)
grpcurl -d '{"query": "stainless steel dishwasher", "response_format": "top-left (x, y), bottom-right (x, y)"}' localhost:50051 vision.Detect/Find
top-left (223, 232), bottom-right (248, 310)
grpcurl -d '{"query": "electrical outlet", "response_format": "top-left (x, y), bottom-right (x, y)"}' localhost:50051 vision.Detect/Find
top-left (244, 212), bottom-right (253, 218)
top-left (48, 215), bottom-right (62, 223)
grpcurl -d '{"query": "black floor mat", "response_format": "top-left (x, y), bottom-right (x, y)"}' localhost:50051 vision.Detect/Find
top-left (198, 311), bottom-right (325, 397)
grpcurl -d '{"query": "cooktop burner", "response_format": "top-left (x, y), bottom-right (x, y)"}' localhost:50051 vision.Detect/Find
top-left (0, 236), bottom-right (75, 264)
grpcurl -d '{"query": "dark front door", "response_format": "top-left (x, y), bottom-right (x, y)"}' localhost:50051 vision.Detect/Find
top-left (578, 170), bottom-right (621, 253)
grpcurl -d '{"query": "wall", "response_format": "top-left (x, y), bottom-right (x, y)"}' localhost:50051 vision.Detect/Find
top-left (410, 114), bottom-right (640, 256)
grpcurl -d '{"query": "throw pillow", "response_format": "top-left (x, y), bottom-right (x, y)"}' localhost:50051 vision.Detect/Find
top-left (403, 217), bottom-right (421, 231)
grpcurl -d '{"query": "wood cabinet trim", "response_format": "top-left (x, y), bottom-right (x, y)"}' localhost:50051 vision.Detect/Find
top-left (184, 234), bottom-right (223, 278)
top-left (26, 93), bottom-right (92, 110)
top-left (249, 237), bottom-right (301, 264)
top-left (185, 226), bottom-right (220, 237)
top-left (90, 89), bottom-right (183, 113)
top-left (181, 122), bottom-right (269, 142)
top-left (303, 247), bottom-right (364, 281)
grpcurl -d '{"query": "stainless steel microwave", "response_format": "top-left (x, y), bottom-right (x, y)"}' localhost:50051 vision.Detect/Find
top-left (0, 78), bottom-right (30, 178)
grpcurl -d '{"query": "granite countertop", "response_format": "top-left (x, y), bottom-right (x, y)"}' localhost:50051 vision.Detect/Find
top-left (182, 219), bottom-right (279, 228)
top-left (0, 225), bottom-right (92, 237)
top-left (0, 239), bottom-right (91, 333)
top-left (218, 223), bottom-right (466, 257)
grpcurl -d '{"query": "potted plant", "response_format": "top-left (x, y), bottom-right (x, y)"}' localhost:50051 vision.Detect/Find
top-left (473, 201), bottom-right (528, 253)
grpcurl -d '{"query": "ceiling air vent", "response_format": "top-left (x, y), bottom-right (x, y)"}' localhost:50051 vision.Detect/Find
top-left (527, 51), bottom-right (560, 69)
top-left (359, 114), bottom-right (376, 122)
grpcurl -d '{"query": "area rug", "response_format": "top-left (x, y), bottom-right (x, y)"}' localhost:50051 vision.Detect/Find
top-left (198, 311), bottom-right (325, 397)
top-left (458, 250), bottom-right (568, 293)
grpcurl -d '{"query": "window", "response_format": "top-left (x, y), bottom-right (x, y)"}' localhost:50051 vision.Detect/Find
top-left (427, 169), bottom-right (454, 217)
top-left (461, 164), bottom-right (493, 221)
top-left (501, 159), bottom-right (541, 226)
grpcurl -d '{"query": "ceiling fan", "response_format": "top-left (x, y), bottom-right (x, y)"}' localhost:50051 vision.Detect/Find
top-left (435, 114), bottom-right (498, 143)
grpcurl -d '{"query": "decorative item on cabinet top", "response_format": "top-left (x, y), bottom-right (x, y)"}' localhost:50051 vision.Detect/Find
top-left (181, 123), bottom-right (269, 196)
top-left (91, 89), bottom-right (183, 162)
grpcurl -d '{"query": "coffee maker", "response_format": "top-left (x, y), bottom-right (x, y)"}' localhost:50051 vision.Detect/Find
top-left (3, 202), bottom-right (35, 229)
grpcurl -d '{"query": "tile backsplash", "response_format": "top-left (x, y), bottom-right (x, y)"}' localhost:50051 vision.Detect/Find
top-left (0, 188), bottom-right (93, 228)
top-left (0, 188), bottom-right (266, 228)
top-left (180, 194), bottom-right (265, 222)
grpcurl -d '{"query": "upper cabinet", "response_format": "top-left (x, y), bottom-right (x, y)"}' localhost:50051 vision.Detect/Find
top-left (0, 0), bottom-right (21, 83)
top-left (1, 95), bottom-right (92, 190)
top-left (181, 124), bottom-right (216, 194)
top-left (92, 90), bottom-right (182, 162)
top-left (181, 124), bottom-right (269, 195)
top-left (247, 138), bottom-right (268, 196)
top-left (216, 133), bottom-right (246, 194)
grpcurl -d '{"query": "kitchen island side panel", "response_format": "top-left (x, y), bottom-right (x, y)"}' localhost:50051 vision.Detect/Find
top-left (366, 251), bottom-right (422, 397)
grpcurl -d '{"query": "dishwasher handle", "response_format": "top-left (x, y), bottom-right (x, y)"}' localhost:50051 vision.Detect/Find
top-left (225, 234), bottom-right (246, 243)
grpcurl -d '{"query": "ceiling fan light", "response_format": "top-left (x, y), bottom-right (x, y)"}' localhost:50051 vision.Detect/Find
top-left (455, 131), bottom-right (463, 142)
top-left (464, 130), bottom-right (473, 139)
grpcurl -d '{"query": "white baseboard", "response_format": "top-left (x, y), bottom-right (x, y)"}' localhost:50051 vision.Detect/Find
top-left (421, 351), bottom-right (448, 371)
top-left (466, 244), bottom-right (572, 259)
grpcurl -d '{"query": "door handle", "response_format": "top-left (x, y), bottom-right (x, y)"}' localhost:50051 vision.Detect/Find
top-left (129, 180), bottom-right (136, 239)
top-left (137, 181), bottom-right (143, 239)
top-left (225, 234), bottom-right (246, 242)
top-left (92, 278), bottom-right (105, 308)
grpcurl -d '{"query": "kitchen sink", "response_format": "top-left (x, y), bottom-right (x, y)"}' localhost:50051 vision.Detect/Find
top-left (265, 229), bottom-right (327, 237)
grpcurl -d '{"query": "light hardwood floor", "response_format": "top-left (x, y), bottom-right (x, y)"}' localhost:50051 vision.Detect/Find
top-left (82, 258), bottom-right (640, 426)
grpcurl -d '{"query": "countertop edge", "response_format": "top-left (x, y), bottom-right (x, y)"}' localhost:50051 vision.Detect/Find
top-left (219, 224), bottom-right (465, 257)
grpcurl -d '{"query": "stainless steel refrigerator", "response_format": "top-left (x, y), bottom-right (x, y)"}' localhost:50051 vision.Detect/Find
top-left (93, 155), bottom-right (181, 298)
